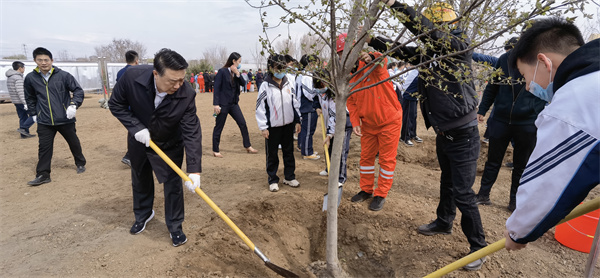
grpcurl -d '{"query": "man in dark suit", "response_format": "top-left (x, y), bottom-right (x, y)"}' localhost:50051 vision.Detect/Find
top-left (108, 48), bottom-right (202, 247)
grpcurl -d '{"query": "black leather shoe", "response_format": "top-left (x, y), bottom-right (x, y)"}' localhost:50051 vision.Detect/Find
top-left (27, 175), bottom-right (51, 186)
top-left (76, 165), bottom-right (86, 174)
top-left (130, 210), bottom-right (154, 235)
top-left (507, 199), bottom-right (516, 212)
top-left (475, 194), bottom-right (492, 206)
top-left (464, 256), bottom-right (486, 271)
top-left (170, 231), bottom-right (188, 247)
top-left (20, 133), bottom-right (36, 139)
top-left (417, 221), bottom-right (452, 236)
top-left (369, 196), bottom-right (386, 211)
top-left (351, 191), bottom-right (373, 203)
top-left (121, 157), bottom-right (131, 167)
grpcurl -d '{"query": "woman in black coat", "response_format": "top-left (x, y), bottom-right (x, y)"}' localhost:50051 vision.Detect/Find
top-left (212, 52), bottom-right (258, 157)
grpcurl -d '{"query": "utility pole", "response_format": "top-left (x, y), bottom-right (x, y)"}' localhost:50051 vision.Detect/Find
top-left (22, 44), bottom-right (28, 60)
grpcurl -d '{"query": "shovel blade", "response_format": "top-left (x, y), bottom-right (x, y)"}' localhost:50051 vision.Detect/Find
top-left (322, 186), bottom-right (343, 211)
top-left (265, 261), bottom-right (300, 278)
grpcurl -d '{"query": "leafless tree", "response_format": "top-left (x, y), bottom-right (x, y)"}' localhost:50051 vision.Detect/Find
top-left (94, 38), bottom-right (147, 62)
top-left (250, 43), bottom-right (267, 70)
top-left (202, 46), bottom-right (229, 69)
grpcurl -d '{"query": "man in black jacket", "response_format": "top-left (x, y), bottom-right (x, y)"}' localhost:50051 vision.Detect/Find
top-left (109, 48), bottom-right (202, 247)
top-left (368, 1), bottom-right (486, 270)
top-left (475, 42), bottom-right (547, 212)
top-left (24, 47), bottom-right (86, 186)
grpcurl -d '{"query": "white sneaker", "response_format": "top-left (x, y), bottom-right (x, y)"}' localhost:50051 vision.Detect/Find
top-left (269, 183), bottom-right (279, 192)
top-left (303, 154), bottom-right (320, 160)
top-left (404, 140), bottom-right (414, 146)
top-left (283, 179), bottom-right (300, 187)
top-left (338, 182), bottom-right (344, 187)
top-left (319, 170), bottom-right (328, 176)
top-left (278, 144), bottom-right (282, 149)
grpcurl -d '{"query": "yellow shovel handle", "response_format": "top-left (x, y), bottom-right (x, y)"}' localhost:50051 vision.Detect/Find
top-left (424, 197), bottom-right (600, 278)
top-left (149, 140), bottom-right (256, 251)
top-left (319, 113), bottom-right (330, 172)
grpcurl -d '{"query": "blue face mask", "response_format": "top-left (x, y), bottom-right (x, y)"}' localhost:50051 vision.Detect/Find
top-left (529, 59), bottom-right (554, 103)
top-left (273, 72), bottom-right (285, 79)
top-left (314, 87), bottom-right (327, 94)
top-left (237, 64), bottom-right (242, 70)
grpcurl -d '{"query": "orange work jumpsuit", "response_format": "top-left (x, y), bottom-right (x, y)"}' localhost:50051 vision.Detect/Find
top-left (198, 74), bottom-right (205, 93)
top-left (347, 52), bottom-right (403, 198)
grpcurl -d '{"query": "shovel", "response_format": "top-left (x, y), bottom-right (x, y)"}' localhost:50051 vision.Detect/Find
top-left (149, 140), bottom-right (299, 278)
top-left (320, 113), bottom-right (343, 211)
top-left (424, 197), bottom-right (600, 278)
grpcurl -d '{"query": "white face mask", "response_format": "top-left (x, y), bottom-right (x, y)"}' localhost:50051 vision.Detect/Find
top-left (529, 59), bottom-right (554, 103)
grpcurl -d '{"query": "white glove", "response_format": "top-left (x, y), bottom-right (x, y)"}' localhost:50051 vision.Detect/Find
top-left (66, 105), bottom-right (77, 119)
top-left (184, 174), bottom-right (200, 192)
top-left (24, 104), bottom-right (28, 111)
top-left (134, 128), bottom-right (150, 147)
top-left (32, 116), bottom-right (37, 123)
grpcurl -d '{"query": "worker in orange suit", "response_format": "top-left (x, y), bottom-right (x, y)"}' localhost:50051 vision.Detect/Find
top-left (198, 72), bottom-right (205, 93)
top-left (340, 33), bottom-right (403, 211)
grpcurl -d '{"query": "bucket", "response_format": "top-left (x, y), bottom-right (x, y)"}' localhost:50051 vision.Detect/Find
top-left (555, 205), bottom-right (599, 253)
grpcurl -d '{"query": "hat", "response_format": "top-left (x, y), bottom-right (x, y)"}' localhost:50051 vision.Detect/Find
top-left (423, 3), bottom-right (457, 23)
top-left (336, 33), bottom-right (348, 53)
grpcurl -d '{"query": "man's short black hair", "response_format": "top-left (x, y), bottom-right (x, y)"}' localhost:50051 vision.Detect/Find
top-left (33, 47), bottom-right (53, 60)
top-left (509, 17), bottom-right (584, 69)
top-left (153, 48), bottom-right (188, 76)
top-left (12, 61), bottom-right (25, 70)
top-left (125, 50), bottom-right (138, 64)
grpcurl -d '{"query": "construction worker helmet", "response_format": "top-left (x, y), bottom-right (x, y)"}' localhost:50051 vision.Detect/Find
top-left (336, 33), bottom-right (348, 53)
top-left (423, 3), bottom-right (457, 23)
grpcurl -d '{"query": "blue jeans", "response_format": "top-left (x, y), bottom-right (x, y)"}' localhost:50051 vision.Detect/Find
top-left (435, 126), bottom-right (487, 252)
top-left (14, 104), bottom-right (34, 133)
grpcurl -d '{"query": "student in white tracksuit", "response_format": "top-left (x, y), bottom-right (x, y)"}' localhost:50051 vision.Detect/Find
top-left (256, 54), bottom-right (302, 192)
top-left (503, 17), bottom-right (599, 250)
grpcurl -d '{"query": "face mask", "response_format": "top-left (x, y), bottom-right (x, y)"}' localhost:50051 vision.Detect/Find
top-left (273, 72), bottom-right (286, 79)
top-left (237, 64), bottom-right (242, 70)
top-left (529, 59), bottom-right (554, 103)
top-left (314, 87), bottom-right (327, 94)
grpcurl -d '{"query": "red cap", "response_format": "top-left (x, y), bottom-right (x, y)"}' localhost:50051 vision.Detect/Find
top-left (336, 33), bottom-right (348, 53)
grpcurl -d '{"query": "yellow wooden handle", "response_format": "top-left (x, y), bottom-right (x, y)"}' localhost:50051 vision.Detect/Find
top-left (149, 140), bottom-right (256, 251)
top-left (424, 197), bottom-right (600, 278)
top-left (319, 113), bottom-right (330, 172)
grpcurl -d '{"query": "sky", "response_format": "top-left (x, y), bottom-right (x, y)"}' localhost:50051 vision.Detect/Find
top-left (1, 0), bottom-right (598, 64)
top-left (0, 0), bottom-right (310, 63)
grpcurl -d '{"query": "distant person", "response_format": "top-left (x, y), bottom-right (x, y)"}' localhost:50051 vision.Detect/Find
top-left (212, 52), bottom-right (258, 158)
top-left (247, 69), bottom-right (254, 91)
top-left (109, 48), bottom-right (202, 248)
top-left (116, 50), bottom-right (139, 82)
top-left (296, 54), bottom-right (321, 160)
top-left (203, 71), bottom-right (211, 93)
top-left (504, 17), bottom-right (599, 251)
top-left (6, 61), bottom-right (35, 139)
top-left (116, 50), bottom-right (139, 167)
top-left (198, 71), bottom-right (205, 93)
top-left (24, 47), bottom-right (86, 186)
top-left (398, 63), bottom-right (421, 146)
top-left (255, 54), bottom-right (301, 192)
top-left (255, 69), bottom-right (264, 93)
top-left (241, 70), bottom-right (249, 93)
top-left (474, 37), bottom-right (546, 212)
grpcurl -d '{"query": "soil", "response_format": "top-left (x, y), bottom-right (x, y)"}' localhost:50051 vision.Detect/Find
top-left (0, 91), bottom-right (598, 277)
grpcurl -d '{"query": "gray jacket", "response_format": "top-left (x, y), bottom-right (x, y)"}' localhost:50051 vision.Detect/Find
top-left (5, 69), bottom-right (25, 104)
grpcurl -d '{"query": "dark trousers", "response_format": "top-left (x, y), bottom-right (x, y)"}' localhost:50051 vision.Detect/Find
top-left (298, 111), bottom-right (318, 156)
top-left (14, 104), bottom-right (34, 133)
top-left (265, 123), bottom-right (296, 184)
top-left (477, 119), bottom-right (537, 202)
top-left (132, 158), bottom-right (184, 233)
top-left (325, 128), bottom-right (352, 183)
top-left (400, 99), bottom-right (418, 141)
top-left (36, 123), bottom-right (86, 177)
top-left (206, 82), bottom-right (213, 92)
top-left (435, 126), bottom-right (487, 252)
top-left (212, 104), bottom-right (251, 152)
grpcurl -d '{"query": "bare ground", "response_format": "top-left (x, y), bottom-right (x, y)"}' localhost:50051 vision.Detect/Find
top-left (0, 91), bottom-right (597, 277)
